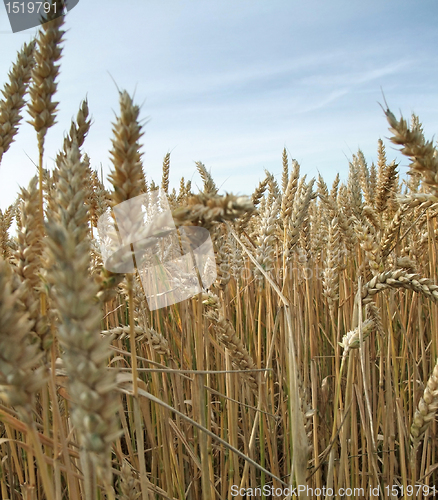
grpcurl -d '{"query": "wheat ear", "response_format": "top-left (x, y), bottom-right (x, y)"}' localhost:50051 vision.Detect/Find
top-left (347, 156), bottom-right (363, 217)
top-left (28, 0), bottom-right (65, 226)
top-left (281, 147), bottom-right (289, 193)
top-left (118, 460), bottom-right (140, 500)
top-left (281, 159), bottom-right (300, 220)
top-left (0, 204), bottom-right (14, 259)
top-left (255, 197), bottom-right (279, 281)
top-left (108, 90), bottom-right (145, 205)
top-left (353, 218), bottom-right (381, 276)
top-left (385, 107), bottom-right (438, 196)
top-left (172, 193), bottom-right (254, 230)
top-left (0, 258), bottom-right (54, 498)
top-left (161, 152), bottom-right (170, 194)
top-left (0, 258), bottom-right (46, 415)
top-left (57, 98), bottom-right (91, 167)
top-left (196, 161), bottom-right (218, 194)
top-left (375, 138), bottom-right (388, 212)
top-left (339, 318), bottom-right (374, 359)
top-left (323, 217), bottom-right (342, 312)
top-left (13, 177), bottom-right (50, 349)
top-left (357, 150), bottom-right (373, 206)
top-left (236, 174), bottom-right (269, 234)
top-left (213, 226), bottom-right (232, 289)
top-left (336, 185), bottom-right (358, 252)
top-left (361, 269), bottom-right (438, 304)
top-left (318, 175), bottom-right (357, 250)
top-left (106, 89), bottom-right (153, 497)
top-left (0, 39), bottom-right (35, 164)
top-left (411, 358), bottom-right (438, 446)
top-left (96, 90), bottom-right (146, 304)
top-left (286, 179), bottom-right (315, 260)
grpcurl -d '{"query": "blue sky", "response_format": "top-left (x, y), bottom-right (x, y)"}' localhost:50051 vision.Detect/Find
top-left (0, 0), bottom-right (437, 209)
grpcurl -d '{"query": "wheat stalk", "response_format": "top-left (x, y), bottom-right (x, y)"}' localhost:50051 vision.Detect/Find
top-left (202, 292), bottom-right (258, 393)
top-left (45, 142), bottom-right (119, 495)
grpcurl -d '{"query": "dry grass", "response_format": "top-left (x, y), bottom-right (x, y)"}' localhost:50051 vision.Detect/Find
top-left (2, 5), bottom-right (438, 498)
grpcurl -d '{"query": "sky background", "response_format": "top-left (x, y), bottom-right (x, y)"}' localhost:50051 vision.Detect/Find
top-left (0, 0), bottom-right (437, 209)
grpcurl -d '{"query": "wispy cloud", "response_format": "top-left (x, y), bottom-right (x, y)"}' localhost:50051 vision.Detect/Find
top-left (299, 60), bottom-right (413, 88)
top-left (297, 89), bottom-right (351, 114)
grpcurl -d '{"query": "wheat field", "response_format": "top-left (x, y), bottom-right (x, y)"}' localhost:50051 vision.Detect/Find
top-left (1, 2), bottom-right (438, 499)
